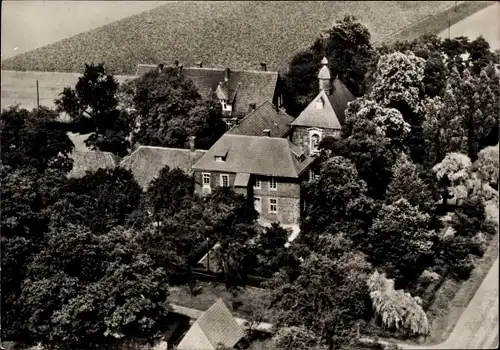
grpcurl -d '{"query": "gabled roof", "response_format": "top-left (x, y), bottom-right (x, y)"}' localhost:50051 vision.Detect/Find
top-left (227, 101), bottom-right (294, 138)
top-left (192, 134), bottom-right (314, 178)
top-left (176, 299), bottom-right (245, 350)
top-left (291, 78), bottom-right (355, 128)
top-left (136, 64), bottom-right (279, 117)
top-left (120, 146), bottom-right (206, 190)
top-left (68, 151), bottom-right (118, 178)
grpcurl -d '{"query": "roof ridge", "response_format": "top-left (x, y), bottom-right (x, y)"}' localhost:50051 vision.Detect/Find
top-left (224, 133), bottom-right (286, 141)
top-left (136, 64), bottom-right (278, 75)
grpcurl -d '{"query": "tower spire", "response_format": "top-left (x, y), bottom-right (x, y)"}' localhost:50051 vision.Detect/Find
top-left (318, 57), bottom-right (331, 93)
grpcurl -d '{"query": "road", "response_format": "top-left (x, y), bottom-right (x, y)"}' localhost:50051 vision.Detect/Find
top-left (438, 2), bottom-right (500, 50)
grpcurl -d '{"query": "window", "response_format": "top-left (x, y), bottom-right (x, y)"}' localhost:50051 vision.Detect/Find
top-left (309, 169), bottom-right (320, 182)
top-left (269, 198), bottom-right (277, 213)
top-left (222, 101), bottom-right (227, 109)
top-left (269, 177), bottom-right (277, 190)
top-left (254, 197), bottom-right (261, 213)
top-left (220, 174), bottom-right (229, 187)
top-left (254, 177), bottom-right (261, 189)
top-left (202, 173), bottom-right (211, 187)
top-left (225, 120), bottom-right (233, 130)
top-left (215, 156), bottom-right (225, 162)
top-left (315, 98), bottom-right (324, 109)
top-left (311, 133), bottom-right (320, 153)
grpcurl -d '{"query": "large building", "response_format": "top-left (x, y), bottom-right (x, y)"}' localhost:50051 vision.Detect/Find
top-left (136, 62), bottom-right (283, 130)
top-left (289, 57), bottom-right (355, 156)
top-left (191, 134), bottom-right (314, 225)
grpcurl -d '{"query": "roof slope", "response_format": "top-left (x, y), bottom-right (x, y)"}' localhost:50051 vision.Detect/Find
top-left (120, 145), bottom-right (206, 189)
top-left (192, 134), bottom-right (313, 178)
top-left (177, 299), bottom-right (245, 350)
top-left (291, 78), bottom-right (355, 128)
top-left (68, 150), bottom-right (117, 178)
top-left (136, 65), bottom-right (278, 117)
top-left (227, 101), bottom-right (294, 138)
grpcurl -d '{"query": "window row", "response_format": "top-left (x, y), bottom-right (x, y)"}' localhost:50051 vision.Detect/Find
top-left (253, 197), bottom-right (277, 214)
top-left (254, 176), bottom-right (277, 190)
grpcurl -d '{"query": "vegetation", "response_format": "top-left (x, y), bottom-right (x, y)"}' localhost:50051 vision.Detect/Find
top-left (2, 5), bottom-right (499, 349)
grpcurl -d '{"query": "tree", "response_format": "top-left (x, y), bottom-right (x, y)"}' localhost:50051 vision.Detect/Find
top-left (282, 15), bottom-right (375, 117)
top-left (145, 166), bottom-right (194, 223)
top-left (386, 153), bottom-right (440, 212)
top-left (367, 270), bottom-right (429, 337)
top-left (55, 63), bottom-right (131, 157)
top-left (473, 144), bottom-right (499, 189)
top-left (368, 51), bottom-right (426, 125)
top-left (21, 224), bottom-right (170, 348)
top-left (252, 223), bottom-right (290, 277)
top-left (301, 156), bottom-right (376, 245)
top-left (124, 67), bottom-right (225, 149)
top-left (272, 326), bottom-right (320, 349)
top-left (1, 106), bottom-right (74, 173)
top-left (52, 167), bottom-right (143, 233)
top-left (267, 246), bottom-right (372, 349)
top-left (433, 152), bottom-right (473, 201)
top-left (366, 198), bottom-right (437, 287)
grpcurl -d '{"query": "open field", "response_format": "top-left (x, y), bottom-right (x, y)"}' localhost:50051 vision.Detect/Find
top-left (1, 1), bottom-right (166, 60)
top-left (1, 1), bottom-right (457, 75)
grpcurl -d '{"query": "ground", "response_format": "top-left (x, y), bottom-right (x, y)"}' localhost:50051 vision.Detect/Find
top-left (1, 1), bottom-right (456, 74)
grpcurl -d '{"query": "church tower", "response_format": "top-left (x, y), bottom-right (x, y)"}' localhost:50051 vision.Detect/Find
top-left (318, 57), bottom-right (332, 94)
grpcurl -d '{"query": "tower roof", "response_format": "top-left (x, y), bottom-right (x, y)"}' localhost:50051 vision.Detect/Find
top-left (318, 57), bottom-right (331, 79)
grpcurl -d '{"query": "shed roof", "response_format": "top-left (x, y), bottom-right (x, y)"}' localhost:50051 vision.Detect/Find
top-left (120, 145), bottom-right (206, 190)
top-left (68, 150), bottom-right (117, 178)
top-left (176, 299), bottom-right (245, 350)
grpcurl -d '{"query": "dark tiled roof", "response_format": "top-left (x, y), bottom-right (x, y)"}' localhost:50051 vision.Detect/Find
top-left (227, 101), bottom-right (294, 138)
top-left (291, 78), bottom-right (355, 129)
top-left (120, 146), bottom-right (206, 189)
top-left (192, 134), bottom-right (314, 178)
top-left (136, 64), bottom-right (278, 117)
top-left (177, 299), bottom-right (245, 350)
top-left (68, 151), bottom-right (117, 178)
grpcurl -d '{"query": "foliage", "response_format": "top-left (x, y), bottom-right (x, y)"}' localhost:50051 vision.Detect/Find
top-left (366, 198), bottom-right (437, 287)
top-left (252, 223), bottom-right (291, 277)
top-left (283, 15), bottom-right (374, 116)
top-left (433, 152), bottom-right (473, 201)
top-left (267, 246), bottom-right (371, 349)
top-left (124, 67), bottom-right (225, 150)
top-left (301, 156), bottom-right (376, 245)
top-left (473, 144), bottom-right (499, 188)
top-left (386, 153), bottom-right (440, 212)
top-left (51, 167), bottom-right (143, 234)
top-left (368, 51), bottom-right (426, 125)
top-left (367, 270), bottom-right (430, 337)
top-left (21, 224), bottom-right (170, 348)
top-left (55, 63), bottom-right (131, 157)
top-left (325, 102), bottom-right (405, 199)
top-left (272, 326), bottom-right (320, 349)
top-left (1, 106), bottom-right (74, 173)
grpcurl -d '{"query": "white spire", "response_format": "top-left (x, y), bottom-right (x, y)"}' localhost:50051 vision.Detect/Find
top-left (318, 57), bottom-right (331, 92)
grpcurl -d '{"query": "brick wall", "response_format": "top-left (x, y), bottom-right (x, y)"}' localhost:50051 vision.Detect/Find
top-left (290, 126), bottom-right (340, 156)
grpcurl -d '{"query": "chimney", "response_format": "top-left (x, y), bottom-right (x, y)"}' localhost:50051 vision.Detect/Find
top-left (189, 136), bottom-right (196, 152)
top-left (196, 61), bottom-right (203, 68)
top-left (174, 60), bottom-right (179, 67)
top-left (157, 64), bottom-right (164, 73)
top-left (263, 129), bottom-right (271, 137)
top-left (224, 68), bottom-right (230, 82)
top-left (260, 62), bottom-right (267, 71)
top-left (249, 103), bottom-right (256, 112)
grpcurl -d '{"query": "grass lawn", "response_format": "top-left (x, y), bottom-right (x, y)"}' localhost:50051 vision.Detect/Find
top-left (169, 281), bottom-right (276, 323)
top-left (1, 1), bottom-right (456, 75)
top-left (378, 1), bottom-right (495, 45)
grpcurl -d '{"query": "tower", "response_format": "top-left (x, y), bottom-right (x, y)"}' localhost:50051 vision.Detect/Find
top-left (318, 57), bottom-right (332, 94)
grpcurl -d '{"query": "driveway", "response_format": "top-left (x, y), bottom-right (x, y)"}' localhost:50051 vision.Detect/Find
top-left (438, 2), bottom-right (500, 50)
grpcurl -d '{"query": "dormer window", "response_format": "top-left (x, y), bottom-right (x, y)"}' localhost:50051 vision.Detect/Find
top-left (214, 149), bottom-right (228, 162)
top-left (315, 98), bottom-right (324, 109)
top-left (308, 128), bottom-right (323, 155)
